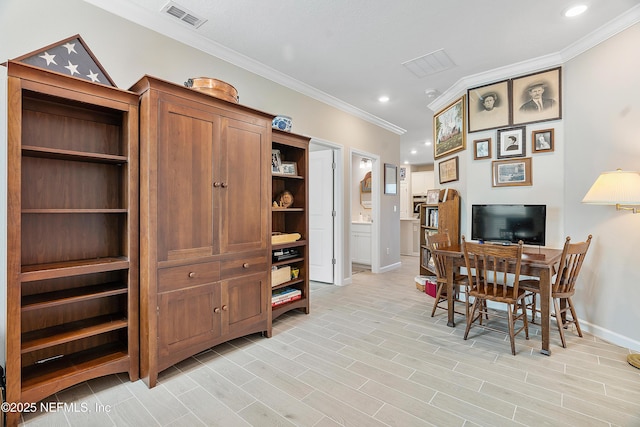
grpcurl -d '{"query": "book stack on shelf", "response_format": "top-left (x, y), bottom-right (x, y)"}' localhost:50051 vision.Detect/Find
top-left (427, 209), bottom-right (439, 228)
top-left (272, 287), bottom-right (302, 307)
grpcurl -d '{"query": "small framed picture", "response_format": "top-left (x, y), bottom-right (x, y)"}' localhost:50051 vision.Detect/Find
top-left (426, 189), bottom-right (440, 205)
top-left (473, 138), bottom-right (492, 160)
top-left (532, 128), bottom-right (554, 153)
top-left (439, 156), bottom-right (459, 184)
top-left (280, 161), bottom-right (298, 175)
top-left (497, 126), bottom-right (526, 159)
top-left (492, 157), bottom-right (532, 187)
top-left (271, 149), bottom-right (282, 173)
top-left (512, 67), bottom-right (562, 126)
top-left (467, 80), bottom-right (511, 133)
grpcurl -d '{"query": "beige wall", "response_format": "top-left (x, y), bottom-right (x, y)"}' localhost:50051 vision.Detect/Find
top-left (563, 23), bottom-right (640, 350)
top-left (0, 0), bottom-right (402, 296)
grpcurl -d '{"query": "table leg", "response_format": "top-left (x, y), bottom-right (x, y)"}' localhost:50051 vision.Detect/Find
top-left (446, 257), bottom-right (455, 327)
top-left (539, 268), bottom-right (551, 356)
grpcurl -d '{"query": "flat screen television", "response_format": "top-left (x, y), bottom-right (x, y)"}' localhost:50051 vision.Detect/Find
top-left (471, 204), bottom-right (546, 246)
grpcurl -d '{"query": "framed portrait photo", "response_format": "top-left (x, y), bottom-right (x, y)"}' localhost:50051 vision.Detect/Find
top-left (473, 138), bottom-right (492, 160)
top-left (492, 157), bottom-right (532, 187)
top-left (271, 149), bottom-right (282, 173)
top-left (439, 156), bottom-right (459, 184)
top-left (467, 80), bottom-right (510, 133)
top-left (512, 67), bottom-right (562, 126)
top-left (532, 128), bottom-right (554, 153)
top-left (433, 96), bottom-right (466, 160)
top-left (497, 126), bottom-right (526, 159)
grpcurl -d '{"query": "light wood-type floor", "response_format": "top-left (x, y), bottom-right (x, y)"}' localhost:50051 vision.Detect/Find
top-left (20, 256), bottom-right (640, 426)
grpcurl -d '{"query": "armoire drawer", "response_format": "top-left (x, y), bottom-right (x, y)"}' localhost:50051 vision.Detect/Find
top-left (158, 261), bottom-right (221, 293)
top-left (221, 255), bottom-right (268, 279)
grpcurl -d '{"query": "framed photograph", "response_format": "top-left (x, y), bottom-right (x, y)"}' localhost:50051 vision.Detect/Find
top-left (467, 80), bottom-right (511, 133)
top-left (473, 138), bottom-right (492, 160)
top-left (492, 157), bottom-right (532, 187)
top-left (433, 96), bottom-right (466, 160)
top-left (497, 126), bottom-right (526, 159)
top-left (271, 149), bottom-right (282, 173)
top-left (512, 67), bottom-right (562, 126)
top-left (384, 163), bottom-right (397, 194)
top-left (532, 128), bottom-right (554, 153)
top-left (439, 156), bottom-right (459, 184)
top-left (426, 189), bottom-right (440, 205)
top-left (280, 161), bottom-right (297, 175)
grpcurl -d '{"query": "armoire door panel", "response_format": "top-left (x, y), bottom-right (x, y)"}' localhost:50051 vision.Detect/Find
top-left (157, 100), bottom-right (218, 261)
top-left (218, 118), bottom-right (268, 254)
top-left (157, 283), bottom-right (220, 359)
top-left (222, 272), bottom-right (268, 336)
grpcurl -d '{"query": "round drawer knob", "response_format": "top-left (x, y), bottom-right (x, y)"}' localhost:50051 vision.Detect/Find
top-left (221, 182), bottom-right (228, 188)
top-left (214, 307), bottom-right (220, 313)
top-left (222, 305), bottom-right (228, 311)
top-left (213, 182), bottom-right (221, 187)
top-left (188, 272), bottom-right (196, 278)
top-left (243, 263), bottom-right (250, 268)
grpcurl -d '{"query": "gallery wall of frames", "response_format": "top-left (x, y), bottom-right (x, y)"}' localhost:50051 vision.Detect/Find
top-left (433, 67), bottom-right (560, 187)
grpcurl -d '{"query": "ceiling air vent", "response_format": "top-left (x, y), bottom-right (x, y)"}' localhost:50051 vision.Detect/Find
top-left (161, 1), bottom-right (207, 28)
top-left (402, 49), bottom-right (456, 78)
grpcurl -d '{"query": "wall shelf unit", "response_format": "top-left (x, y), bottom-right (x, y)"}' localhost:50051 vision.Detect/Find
top-left (271, 129), bottom-right (310, 320)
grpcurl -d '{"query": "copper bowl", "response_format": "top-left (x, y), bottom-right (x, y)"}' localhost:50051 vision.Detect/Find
top-left (185, 77), bottom-right (239, 103)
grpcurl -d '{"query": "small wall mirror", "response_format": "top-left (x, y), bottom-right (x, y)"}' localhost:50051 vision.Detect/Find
top-left (360, 171), bottom-right (372, 208)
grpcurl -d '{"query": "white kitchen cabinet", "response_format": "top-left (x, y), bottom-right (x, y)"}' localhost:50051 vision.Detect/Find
top-left (411, 171), bottom-right (435, 195)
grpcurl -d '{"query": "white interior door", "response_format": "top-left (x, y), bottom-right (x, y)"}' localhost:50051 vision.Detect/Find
top-left (309, 150), bottom-right (334, 283)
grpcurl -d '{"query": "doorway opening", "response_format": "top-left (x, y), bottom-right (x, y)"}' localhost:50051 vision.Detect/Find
top-left (350, 149), bottom-right (380, 278)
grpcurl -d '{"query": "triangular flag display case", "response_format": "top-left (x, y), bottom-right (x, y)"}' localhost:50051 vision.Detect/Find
top-left (11, 34), bottom-right (115, 86)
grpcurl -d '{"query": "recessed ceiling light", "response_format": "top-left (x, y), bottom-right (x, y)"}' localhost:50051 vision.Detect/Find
top-left (404, 160), bottom-right (409, 164)
top-left (411, 149), bottom-right (417, 154)
top-left (424, 141), bottom-right (432, 146)
top-left (564, 4), bottom-right (588, 17)
top-left (378, 96), bottom-right (390, 103)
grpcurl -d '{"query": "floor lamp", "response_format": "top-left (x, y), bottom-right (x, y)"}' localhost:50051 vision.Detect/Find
top-left (582, 169), bottom-right (640, 369)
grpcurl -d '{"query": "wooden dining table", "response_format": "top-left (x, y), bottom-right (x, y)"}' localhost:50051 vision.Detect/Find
top-left (434, 244), bottom-right (563, 355)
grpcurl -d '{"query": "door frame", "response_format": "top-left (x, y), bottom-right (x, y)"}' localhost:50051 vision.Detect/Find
top-left (350, 148), bottom-right (381, 276)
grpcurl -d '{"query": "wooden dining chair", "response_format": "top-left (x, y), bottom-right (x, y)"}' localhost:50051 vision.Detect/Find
top-left (462, 236), bottom-right (529, 355)
top-left (426, 233), bottom-right (469, 318)
top-left (520, 235), bottom-right (592, 348)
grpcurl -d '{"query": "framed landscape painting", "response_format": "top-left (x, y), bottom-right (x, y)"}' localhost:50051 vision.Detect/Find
top-left (434, 96), bottom-right (466, 160)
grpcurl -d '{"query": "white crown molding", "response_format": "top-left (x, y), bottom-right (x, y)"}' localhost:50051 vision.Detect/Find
top-left (82, 0), bottom-right (406, 135)
top-left (428, 4), bottom-right (640, 113)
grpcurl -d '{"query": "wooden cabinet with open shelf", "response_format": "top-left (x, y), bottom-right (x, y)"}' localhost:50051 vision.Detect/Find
top-left (6, 61), bottom-right (139, 422)
top-left (419, 189), bottom-right (460, 276)
top-left (271, 130), bottom-right (310, 320)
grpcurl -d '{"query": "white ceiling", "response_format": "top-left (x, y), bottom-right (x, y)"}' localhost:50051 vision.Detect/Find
top-left (86, 0), bottom-right (640, 165)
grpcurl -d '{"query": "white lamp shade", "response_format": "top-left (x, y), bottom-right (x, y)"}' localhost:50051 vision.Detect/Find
top-left (582, 170), bottom-right (640, 205)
